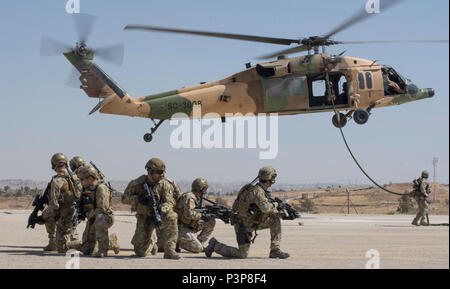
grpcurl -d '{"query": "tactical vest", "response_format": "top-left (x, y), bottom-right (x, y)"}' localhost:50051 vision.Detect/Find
top-left (232, 183), bottom-right (265, 225)
top-left (176, 192), bottom-right (200, 228)
top-left (54, 174), bottom-right (78, 209)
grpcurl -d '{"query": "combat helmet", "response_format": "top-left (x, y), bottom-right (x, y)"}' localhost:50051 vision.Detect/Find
top-left (78, 165), bottom-right (99, 180)
top-left (258, 166), bottom-right (277, 184)
top-left (145, 158), bottom-right (166, 172)
top-left (192, 178), bottom-right (209, 194)
top-left (70, 156), bottom-right (86, 172)
top-left (51, 153), bottom-right (68, 169)
top-left (421, 170), bottom-right (430, 178)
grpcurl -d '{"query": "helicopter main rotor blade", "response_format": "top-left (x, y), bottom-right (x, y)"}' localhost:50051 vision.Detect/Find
top-left (323, 0), bottom-right (406, 40)
top-left (73, 13), bottom-right (96, 43)
top-left (341, 39), bottom-right (449, 44)
top-left (40, 36), bottom-right (72, 57)
top-left (94, 43), bottom-right (124, 66)
top-left (257, 45), bottom-right (310, 60)
top-left (124, 25), bottom-right (300, 46)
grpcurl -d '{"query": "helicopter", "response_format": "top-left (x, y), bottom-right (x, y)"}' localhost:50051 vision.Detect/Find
top-left (41, 1), bottom-right (447, 142)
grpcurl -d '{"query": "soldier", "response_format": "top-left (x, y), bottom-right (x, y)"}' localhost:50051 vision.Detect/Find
top-left (411, 170), bottom-right (432, 226)
top-left (70, 156), bottom-right (86, 175)
top-left (121, 158), bottom-right (180, 259)
top-left (175, 178), bottom-right (216, 253)
top-left (205, 167), bottom-right (289, 259)
top-left (156, 176), bottom-right (182, 253)
top-left (68, 156), bottom-right (86, 241)
top-left (40, 153), bottom-right (81, 253)
top-left (77, 166), bottom-right (120, 257)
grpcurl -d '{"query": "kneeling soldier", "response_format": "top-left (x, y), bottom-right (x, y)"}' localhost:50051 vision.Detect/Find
top-left (77, 166), bottom-right (120, 257)
top-left (176, 178), bottom-right (216, 253)
top-left (122, 158), bottom-right (180, 259)
top-left (40, 153), bottom-right (81, 253)
top-left (205, 167), bottom-right (289, 259)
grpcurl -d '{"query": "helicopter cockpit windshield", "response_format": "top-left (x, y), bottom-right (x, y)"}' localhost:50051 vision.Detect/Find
top-left (382, 66), bottom-right (406, 96)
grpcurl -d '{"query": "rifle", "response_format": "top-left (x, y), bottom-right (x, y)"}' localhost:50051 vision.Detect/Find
top-left (90, 161), bottom-right (115, 192)
top-left (195, 197), bottom-right (232, 224)
top-left (142, 182), bottom-right (163, 230)
top-left (265, 191), bottom-right (300, 220)
top-left (26, 179), bottom-right (52, 229)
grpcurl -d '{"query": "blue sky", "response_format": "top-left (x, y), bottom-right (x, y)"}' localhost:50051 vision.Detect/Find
top-left (0, 0), bottom-right (448, 185)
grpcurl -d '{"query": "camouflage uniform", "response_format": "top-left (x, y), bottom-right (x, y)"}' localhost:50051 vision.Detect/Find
top-left (208, 182), bottom-right (281, 258)
top-left (411, 172), bottom-right (431, 226)
top-left (122, 175), bottom-right (178, 257)
top-left (42, 169), bottom-right (80, 253)
top-left (175, 192), bottom-right (216, 253)
top-left (155, 177), bottom-right (182, 252)
top-left (80, 182), bottom-right (118, 256)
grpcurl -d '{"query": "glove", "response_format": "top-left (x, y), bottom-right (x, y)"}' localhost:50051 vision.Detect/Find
top-left (202, 213), bottom-right (213, 222)
top-left (35, 215), bottom-right (45, 225)
top-left (138, 193), bottom-right (150, 206)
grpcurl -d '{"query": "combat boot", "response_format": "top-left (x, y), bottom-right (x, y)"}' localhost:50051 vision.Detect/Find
top-left (269, 249), bottom-right (290, 259)
top-left (95, 251), bottom-right (107, 258)
top-left (204, 237), bottom-right (217, 258)
top-left (43, 238), bottom-right (57, 252)
top-left (163, 250), bottom-right (181, 260)
top-left (109, 234), bottom-right (120, 255)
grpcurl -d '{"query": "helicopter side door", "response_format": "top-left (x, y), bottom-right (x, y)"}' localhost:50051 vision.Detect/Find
top-left (354, 69), bottom-right (384, 108)
top-left (261, 76), bottom-right (309, 112)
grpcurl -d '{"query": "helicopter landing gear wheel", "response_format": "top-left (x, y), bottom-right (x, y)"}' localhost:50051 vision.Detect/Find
top-left (142, 119), bottom-right (164, 143)
top-left (143, 133), bottom-right (153, 143)
top-left (332, 113), bottom-right (347, 128)
top-left (353, 109), bottom-right (370, 125)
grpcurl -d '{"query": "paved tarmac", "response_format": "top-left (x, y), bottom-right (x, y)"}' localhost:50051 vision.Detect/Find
top-left (0, 210), bottom-right (448, 269)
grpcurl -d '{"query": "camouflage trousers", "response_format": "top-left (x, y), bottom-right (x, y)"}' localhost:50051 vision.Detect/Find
top-left (178, 218), bottom-right (216, 253)
top-left (212, 214), bottom-right (281, 259)
top-left (42, 207), bottom-right (56, 239)
top-left (132, 213), bottom-right (178, 257)
top-left (413, 198), bottom-right (429, 224)
top-left (81, 213), bottom-right (114, 255)
top-left (55, 207), bottom-right (77, 253)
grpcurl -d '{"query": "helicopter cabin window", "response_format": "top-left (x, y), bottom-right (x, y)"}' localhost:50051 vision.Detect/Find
top-left (358, 73), bottom-right (365, 90)
top-left (287, 77), bottom-right (305, 96)
top-left (365, 72), bottom-right (373, 89)
top-left (267, 79), bottom-right (286, 98)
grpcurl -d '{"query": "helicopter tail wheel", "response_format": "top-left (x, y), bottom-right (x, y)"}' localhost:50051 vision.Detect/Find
top-left (143, 133), bottom-right (153, 143)
top-left (332, 113), bottom-right (347, 128)
top-left (353, 109), bottom-right (370, 125)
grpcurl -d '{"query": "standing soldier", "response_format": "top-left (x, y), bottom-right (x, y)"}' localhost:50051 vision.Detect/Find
top-left (205, 167), bottom-right (289, 259)
top-left (40, 153), bottom-right (81, 253)
top-left (411, 170), bottom-right (432, 226)
top-left (155, 176), bottom-right (183, 253)
top-left (121, 158), bottom-right (180, 259)
top-left (77, 166), bottom-right (120, 257)
top-left (175, 178), bottom-right (216, 253)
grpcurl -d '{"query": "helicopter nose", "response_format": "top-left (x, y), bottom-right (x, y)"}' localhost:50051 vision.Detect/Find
top-left (427, 88), bottom-right (435, 97)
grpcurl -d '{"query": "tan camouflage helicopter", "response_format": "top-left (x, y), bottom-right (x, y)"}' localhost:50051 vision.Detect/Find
top-left (41, 1), bottom-right (447, 142)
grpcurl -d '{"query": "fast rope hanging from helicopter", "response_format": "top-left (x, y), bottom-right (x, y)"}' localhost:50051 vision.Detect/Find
top-left (324, 71), bottom-right (409, 197)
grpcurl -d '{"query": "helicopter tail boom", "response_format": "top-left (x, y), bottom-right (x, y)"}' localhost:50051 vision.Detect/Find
top-left (63, 51), bottom-right (150, 118)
